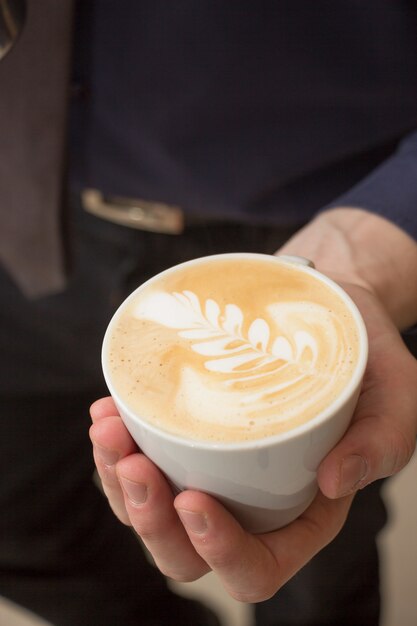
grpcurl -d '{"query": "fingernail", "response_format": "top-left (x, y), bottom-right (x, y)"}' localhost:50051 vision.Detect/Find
top-left (94, 444), bottom-right (119, 467)
top-left (177, 509), bottom-right (207, 534)
top-left (120, 477), bottom-right (148, 505)
top-left (338, 455), bottom-right (368, 495)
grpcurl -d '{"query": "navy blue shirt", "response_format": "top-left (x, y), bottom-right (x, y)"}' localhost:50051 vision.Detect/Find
top-left (70, 1), bottom-right (417, 238)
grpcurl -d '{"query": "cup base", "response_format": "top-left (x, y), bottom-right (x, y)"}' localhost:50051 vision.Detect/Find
top-left (218, 483), bottom-right (318, 534)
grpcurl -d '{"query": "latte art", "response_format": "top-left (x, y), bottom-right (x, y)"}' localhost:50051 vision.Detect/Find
top-left (106, 256), bottom-right (360, 442)
top-left (135, 290), bottom-right (345, 425)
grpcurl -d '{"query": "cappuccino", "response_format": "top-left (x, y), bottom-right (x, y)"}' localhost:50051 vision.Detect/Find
top-left (104, 254), bottom-right (361, 443)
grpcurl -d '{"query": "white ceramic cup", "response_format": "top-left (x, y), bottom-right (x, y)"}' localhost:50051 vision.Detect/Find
top-left (102, 254), bottom-right (368, 534)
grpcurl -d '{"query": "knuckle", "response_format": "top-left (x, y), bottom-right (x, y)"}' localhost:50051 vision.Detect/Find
top-left (146, 554), bottom-right (209, 584)
top-left (158, 567), bottom-right (199, 583)
top-left (201, 535), bottom-right (248, 571)
top-left (204, 551), bottom-right (230, 571)
top-left (98, 463), bottom-right (118, 487)
top-left (229, 580), bottom-right (278, 604)
top-left (134, 519), bottom-right (176, 544)
top-left (228, 589), bottom-right (255, 603)
top-left (384, 426), bottom-right (415, 476)
top-left (203, 548), bottom-right (241, 574)
top-left (134, 525), bottom-right (159, 542)
top-left (205, 547), bottom-right (280, 603)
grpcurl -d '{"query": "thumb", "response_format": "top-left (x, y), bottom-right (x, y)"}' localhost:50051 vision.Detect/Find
top-left (318, 313), bottom-right (417, 499)
top-left (315, 276), bottom-right (417, 499)
top-left (318, 415), bottom-right (415, 499)
top-left (318, 355), bottom-right (417, 499)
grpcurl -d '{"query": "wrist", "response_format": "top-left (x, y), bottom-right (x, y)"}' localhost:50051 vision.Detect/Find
top-left (277, 207), bottom-right (417, 330)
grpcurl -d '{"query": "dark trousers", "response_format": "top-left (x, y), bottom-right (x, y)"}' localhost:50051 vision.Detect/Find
top-left (0, 197), bottom-right (406, 625)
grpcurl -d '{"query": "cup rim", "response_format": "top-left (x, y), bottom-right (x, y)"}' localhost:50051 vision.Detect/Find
top-left (102, 252), bottom-right (368, 450)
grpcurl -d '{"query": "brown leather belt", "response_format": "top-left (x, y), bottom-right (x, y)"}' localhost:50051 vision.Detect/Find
top-left (81, 188), bottom-right (185, 235)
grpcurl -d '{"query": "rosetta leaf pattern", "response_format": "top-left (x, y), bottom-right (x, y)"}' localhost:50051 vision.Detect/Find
top-left (134, 290), bottom-right (319, 382)
top-left (132, 289), bottom-right (348, 428)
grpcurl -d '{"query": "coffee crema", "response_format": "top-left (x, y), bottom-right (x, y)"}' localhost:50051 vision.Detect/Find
top-left (105, 256), bottom-right (361, 443)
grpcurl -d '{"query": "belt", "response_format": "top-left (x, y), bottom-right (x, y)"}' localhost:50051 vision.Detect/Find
top-left (82, 188), bottom-right (186, 235)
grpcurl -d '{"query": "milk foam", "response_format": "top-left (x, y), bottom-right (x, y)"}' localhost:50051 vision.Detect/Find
top-left (134, 290), bottom-right (345, 428)
top-left (106, 257), bottom-right (360, 442)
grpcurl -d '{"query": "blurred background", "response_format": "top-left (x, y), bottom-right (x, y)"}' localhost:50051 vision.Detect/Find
top-left (1, 448), bottom-right (416, 626)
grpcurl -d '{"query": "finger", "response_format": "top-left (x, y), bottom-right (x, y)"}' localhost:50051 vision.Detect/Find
top-left (117, 454), bottom-right (210, 582)
top-left (175, 490), bottom-right (277, 602)
top-left (318, 343), bottom-right (417, 499)
top-left (175, 489), bottom-right (353, 603)
top-left (89, 415), bottom-right (138, 524)
top-left (90, 396), bottom-right (119, 422)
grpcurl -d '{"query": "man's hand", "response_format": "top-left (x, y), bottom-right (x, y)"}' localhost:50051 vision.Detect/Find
top-left (89, 207), bottom-right (417, 602)
top-left (90, 396), bottom-right (354, 601)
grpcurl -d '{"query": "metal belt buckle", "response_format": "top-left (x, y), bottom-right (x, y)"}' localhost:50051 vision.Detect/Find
top-left (81, 188), bottom-right (185, 235)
